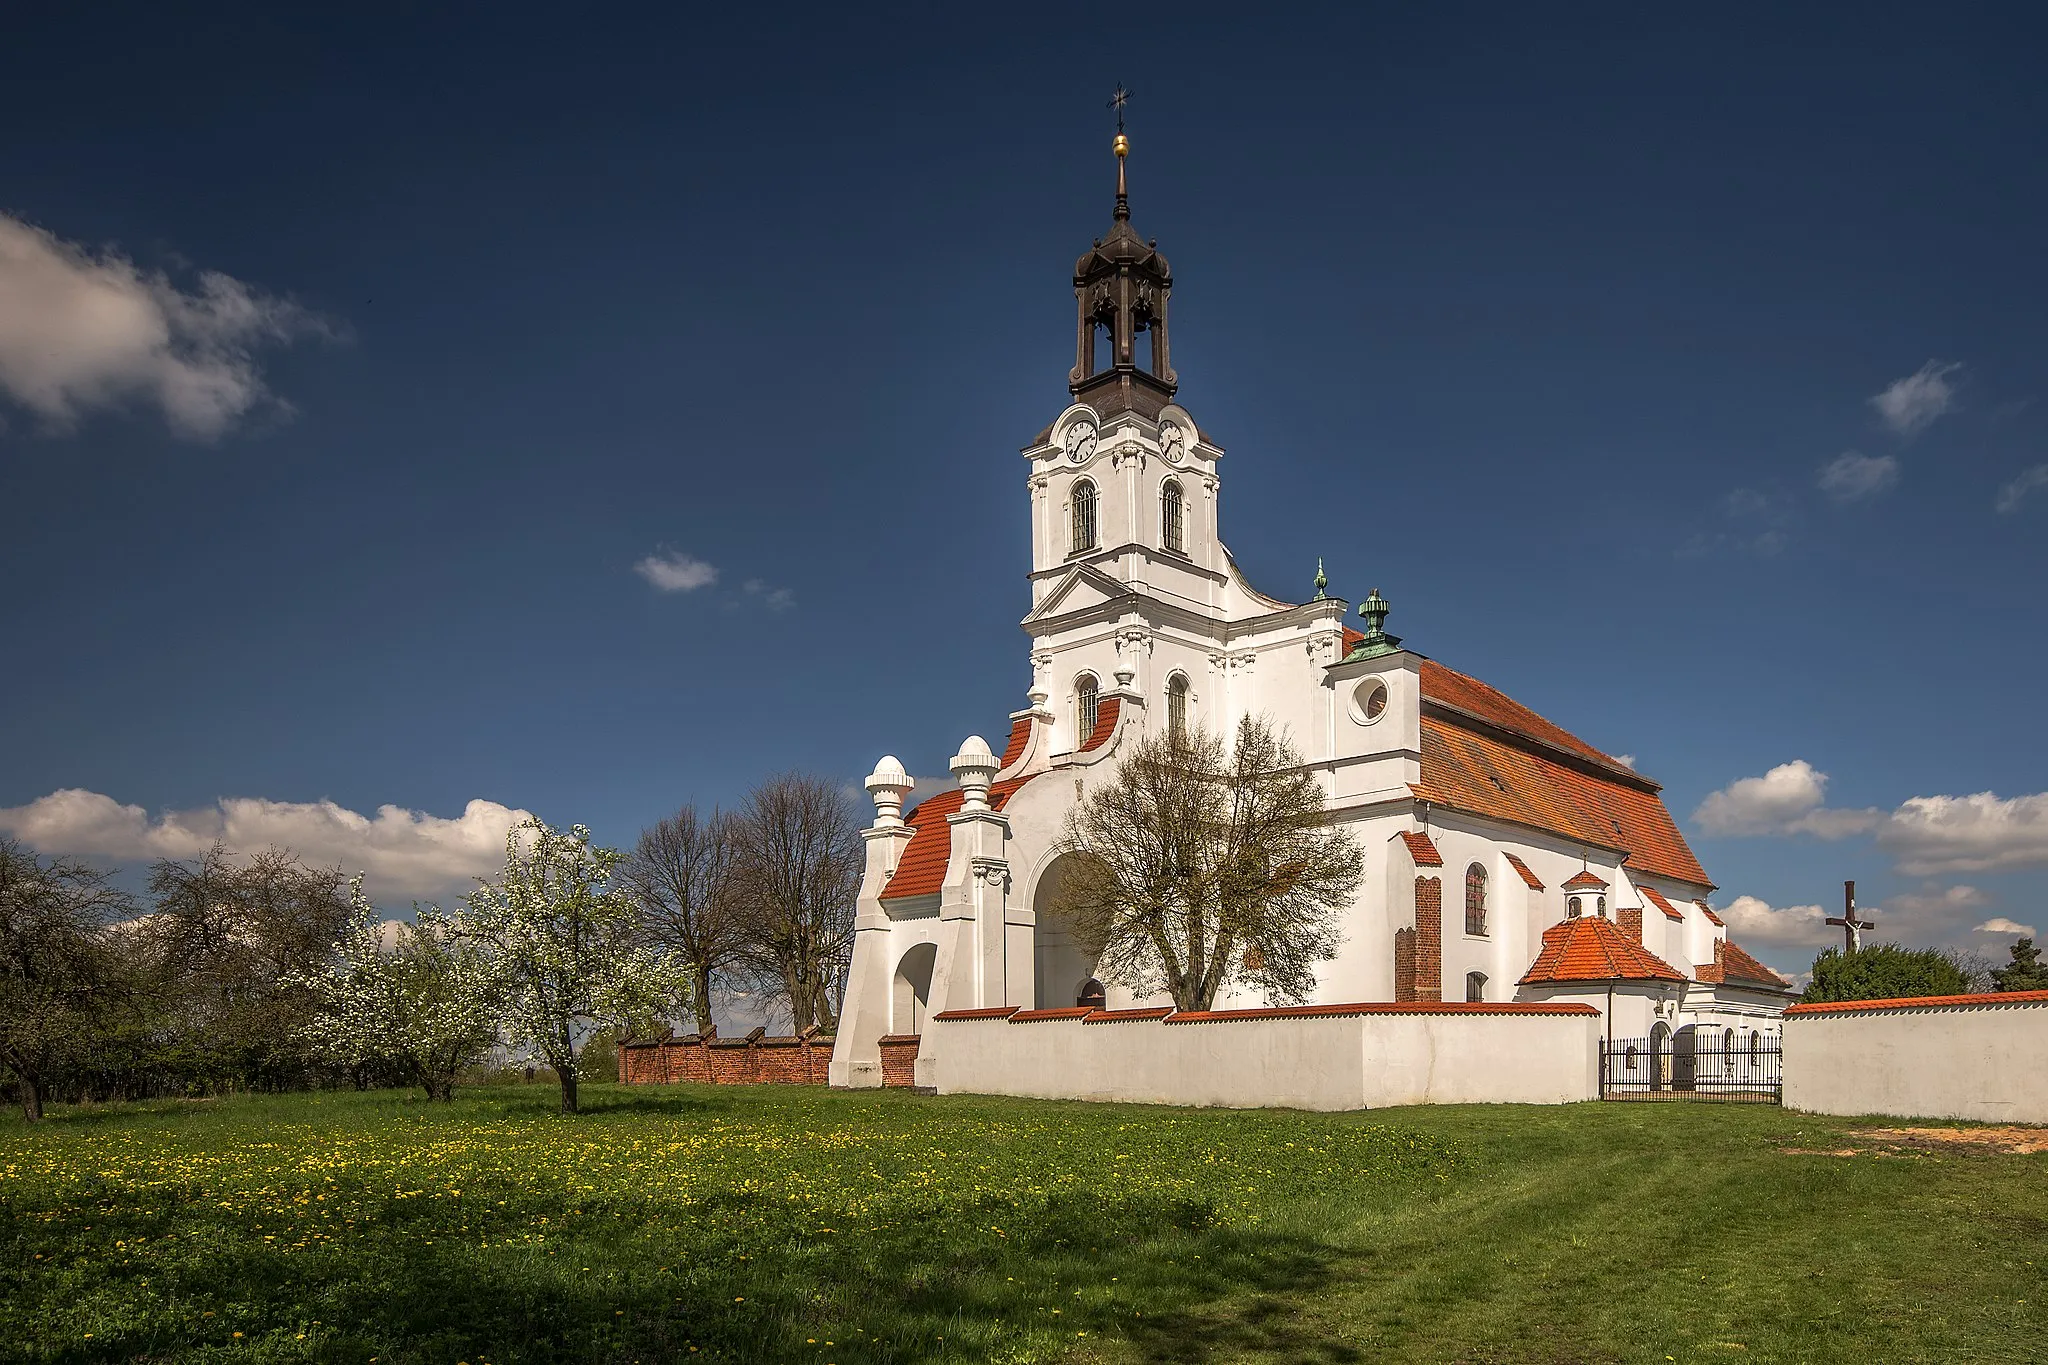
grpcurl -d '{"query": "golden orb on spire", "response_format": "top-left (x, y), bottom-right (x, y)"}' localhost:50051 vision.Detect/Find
top-left (1113, 132), bottom-right (1129, 158)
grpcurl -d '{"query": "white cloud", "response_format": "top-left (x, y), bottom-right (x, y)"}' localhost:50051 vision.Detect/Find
top-left (1611, 754), bottom-right (1637, 770)
top-left (1879, 791), bottom-right (2048, 875)
top-left (0, 212), bottom-right (333, 440)
top-left (1870, 360), bottom-right (1962, 436)
top-left (1817, 451), bottom-right (1900, 502)
top-left (742, 578), bottom-right (795, 611)
top-left (1995, 464), bottom-right (2048, 514)
top-left (1693, 761), bottom-right (1881, 838)
top-left (1716, 894), bottom-right (1836, 948)
top-left (0, 788), bottom-right (532, 901)
top-left (1976, 917), bottom-right (2037, 936)
top-left (634, 550), bottom-right (718, 593)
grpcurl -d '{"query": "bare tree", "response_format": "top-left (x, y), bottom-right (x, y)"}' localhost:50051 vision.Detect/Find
top-left (623, 805), bottom-right (747, 1036)
top-left (1051, 715), bottom-right (1362, 1012)
top-left (733, 774), bottom-right (862, 1033)
top-left (0, 840), bottom-right (137, 1119)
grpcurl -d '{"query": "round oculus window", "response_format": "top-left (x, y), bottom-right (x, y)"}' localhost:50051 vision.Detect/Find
top-left (1349, 677), bottom-right (1390, 725)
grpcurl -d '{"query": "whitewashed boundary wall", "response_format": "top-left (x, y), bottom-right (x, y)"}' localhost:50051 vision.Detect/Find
top-left (922, 1001), bottom-right (1601, 1110)
top-left (1782, 989), bottom-right (2048, 1124)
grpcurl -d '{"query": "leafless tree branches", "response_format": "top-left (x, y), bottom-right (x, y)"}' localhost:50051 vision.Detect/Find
top-left (623, 805), bottom-right (747, 1035)
top-left (1051, 715), bottom-right (1362, 1011)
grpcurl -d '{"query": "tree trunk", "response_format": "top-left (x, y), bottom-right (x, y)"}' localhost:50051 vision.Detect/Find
top-left (693, 960), bottom-right (716, 1036)
top-left (18, 1072), bottom-right (44, 1121)
top-left (558, 1065), bottom-right (578, 1114)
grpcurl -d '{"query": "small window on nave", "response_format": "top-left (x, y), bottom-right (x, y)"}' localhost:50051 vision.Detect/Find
top-left (1464, 863), bottom-right (1488, 936)
top-left (1070, 479), bottom-right (1098, 554)
top-left (1465, 971), bottom-right (1487, 1003)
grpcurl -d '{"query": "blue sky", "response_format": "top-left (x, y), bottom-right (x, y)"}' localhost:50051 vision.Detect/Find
top-left (3, 4), bottom-right (2044, 977)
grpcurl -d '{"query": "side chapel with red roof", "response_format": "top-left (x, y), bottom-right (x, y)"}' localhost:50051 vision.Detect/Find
top-left (830, 132), bottom-right (1790, 1091)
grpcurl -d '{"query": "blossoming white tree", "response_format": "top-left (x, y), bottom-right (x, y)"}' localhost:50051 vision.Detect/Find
top-left (300, 878), bottom-right (501, 1101)
top-left (463, 818), bottom-right (688, 1113)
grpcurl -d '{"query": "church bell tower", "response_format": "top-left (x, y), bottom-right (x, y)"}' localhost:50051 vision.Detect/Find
top-left (1068, 114), bottom-right (1177, 420)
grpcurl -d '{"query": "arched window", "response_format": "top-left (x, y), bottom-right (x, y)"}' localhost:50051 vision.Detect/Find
top-left (1160, 479), bottom-right (1185, 553)
top-left (1748, 1030), bottom-right (1760, 1057)
top-left (1070, 479), bottom-right (1098, 554)
top-left (1723, 1027), bottom-right (1735, 1059)
top-left (1596, 895), bottom-right (1607, 918)
top-left (1165, 673), bottom-right (1189, 742)
top-left (1464, 863), bottom-right (1488, 936)
top-left (1077, 978), bottom-right (1106, 1009)
top-left (1074, 674), bottom-right (1100, 744)
top-left (1465, 971), bottom-right (1487, 1002)
top-left (1567, 896), bottom-right (1583, 918)
top-left (1625, 1044), bottom-right (1640, 1072)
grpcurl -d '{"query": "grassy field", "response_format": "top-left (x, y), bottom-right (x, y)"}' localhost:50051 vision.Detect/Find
top-left (1, 1084), bottom-right (2041, 1365)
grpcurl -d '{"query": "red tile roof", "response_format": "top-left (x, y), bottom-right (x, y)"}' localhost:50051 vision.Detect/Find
top-left (879, 774), bottom-right (1036, 901)
top-left (1504, 853), bottom-right (1545, 890)
top-left (930, 1006), bottom-right (1023, 1021)
top-left (1786, 988), bottom-right (2048, 1015)
top-left (1640, 885), bottom-right (1684, 922)
top-left (1416, 717), bottom-right (1712, 887)
top-left (1562, 869), bottom-right (1610, 891)
top-left (1398, 831), bottom-right (1444, 867)
top-left (1519, 915), bottom-right (1688, 985)
top-left (1420, 660), bottom-right (1625, 771)
top-left (1079, 697), bottom-right (1120, 752)
top-left (1704, 939), bottom-right (1790, 990)
top-left (999, 714), bottom-right (1032, 770)
top-left (1695, 899), bottom-right (1724, 927)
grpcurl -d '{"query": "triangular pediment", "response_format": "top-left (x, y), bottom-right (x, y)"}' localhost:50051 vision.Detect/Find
top-left (1023, 563), bottom-right (1134, 624)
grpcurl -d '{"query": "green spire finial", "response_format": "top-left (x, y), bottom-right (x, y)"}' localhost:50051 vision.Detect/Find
top-left (1313, 558), bottom-right (1329, 600)
top-left (1342, 587), bottom-right (1405, 661)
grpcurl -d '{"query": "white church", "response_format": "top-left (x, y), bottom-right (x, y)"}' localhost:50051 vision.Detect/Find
top-left (829, 132), bottom-right (1790, 1102)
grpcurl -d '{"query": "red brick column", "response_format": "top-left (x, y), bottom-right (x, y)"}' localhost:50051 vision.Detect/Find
top-left (1393, 928), bottom-right (1418, 1003)
top-left (877, 1035), bottom-right (921, 1088)
top-left (1414, 876), bottom-right (1442, 1003)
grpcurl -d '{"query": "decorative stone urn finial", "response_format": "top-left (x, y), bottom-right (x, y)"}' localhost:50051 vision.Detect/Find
top-left (864, 755), bottom-right (915, 827)
top-left (950, 735), bottom-right (999, 812)
top-left (1342, 588), bottom-right (1405, 662)
top-left (1313, 558), bottom-right (1329, 601)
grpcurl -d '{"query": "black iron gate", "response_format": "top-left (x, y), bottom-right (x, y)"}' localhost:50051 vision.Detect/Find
top-left (1601, 1027), bottom-right (1781, 1103)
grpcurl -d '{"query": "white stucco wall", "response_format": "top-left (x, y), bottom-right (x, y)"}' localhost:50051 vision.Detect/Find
top-left (1782, 994), bottom-right (2048, 1124)
top-left (924, 1006), bottom-right (1600, 1111)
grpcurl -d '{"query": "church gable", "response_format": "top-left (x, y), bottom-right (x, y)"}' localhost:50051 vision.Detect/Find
top-left (1024, 563), bottom-right (1134, 624)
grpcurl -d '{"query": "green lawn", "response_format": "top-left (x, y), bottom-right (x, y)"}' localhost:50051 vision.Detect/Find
top-left (1, 1084), bottom-right (2041, 1365)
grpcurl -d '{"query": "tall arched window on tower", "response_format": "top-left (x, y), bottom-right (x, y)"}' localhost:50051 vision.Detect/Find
top-left (1464, 862), bottom-right (1488, 936)
top-left (1165, 672), bottom-right (1189, 743)
top-left (1160, 478), bottom-right (1185, 554)
top-left (1070, 479), bottom-right (1098, 555)
top-left (1074, 674), bottom-right (1099, 745)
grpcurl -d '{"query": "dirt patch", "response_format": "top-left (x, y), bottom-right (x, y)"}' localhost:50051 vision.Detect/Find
top-left (1780, 1126), bottom-right (2048, 1158)
top-left (1864, 1126), bottom-right (2048, 1155)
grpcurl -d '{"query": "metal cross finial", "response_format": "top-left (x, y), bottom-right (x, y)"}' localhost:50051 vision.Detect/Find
top-left (1108, 84), bottom-right (1131, 134)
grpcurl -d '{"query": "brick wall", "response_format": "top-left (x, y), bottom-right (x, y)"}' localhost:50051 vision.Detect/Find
top-left (1414, 876), bottom-right (1443, 1003)
top-left (1619, 906), bottom-right (1644, 945)
top-left (618, 1028), bottom-right (836, 1087)
top-left (877, 1035), bottom-right (921, 1088)
top-left (1393, 927), bottom-right (1418, 1003)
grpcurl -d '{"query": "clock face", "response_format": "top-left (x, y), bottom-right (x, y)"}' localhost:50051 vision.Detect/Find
top-left (1064, 421), bottom-right (1098, 463)
top-left (1160, 422), bottom-right (1185, 464)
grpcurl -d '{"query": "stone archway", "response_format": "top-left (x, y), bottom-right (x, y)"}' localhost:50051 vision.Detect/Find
top-left (1649, 1021), bottom-right (1672, 1091)
top-left (1031, 853), bottom-right (1100, 1009)
top-left (892, 942), bottom-right (936, 1035)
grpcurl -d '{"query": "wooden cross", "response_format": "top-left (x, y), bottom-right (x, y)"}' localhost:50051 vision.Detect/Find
top-left (1825, 879), bottom-right (1874, 953)
top-left (1107, 84), bottom-right (1131, 134)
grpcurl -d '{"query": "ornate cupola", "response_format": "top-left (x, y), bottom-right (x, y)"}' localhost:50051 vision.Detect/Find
top-left (1068, 107), bottom-right (1177, 420)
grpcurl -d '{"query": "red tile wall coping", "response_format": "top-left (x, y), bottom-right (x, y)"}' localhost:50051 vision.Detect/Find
top-left (927, 1000), bottom-right (1602, 1026)
top-left (1785, 988), bottom-right (2048, 1015)
top-left (1084, 1007), bottom-right (1177, 1023)
top-left (1166, 1001), bottom-right (1601, 1022)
